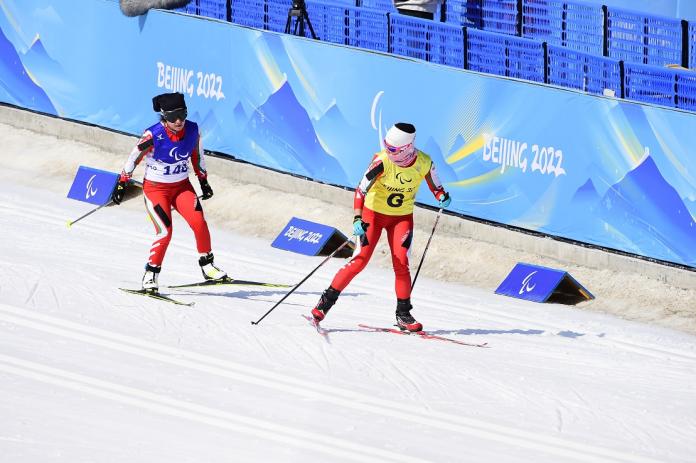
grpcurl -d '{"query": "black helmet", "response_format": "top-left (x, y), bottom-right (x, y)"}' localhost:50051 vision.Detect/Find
top-left (152, 92), bottom-right (187, 122)
top-left (152, 92), bottom-right (186, 112)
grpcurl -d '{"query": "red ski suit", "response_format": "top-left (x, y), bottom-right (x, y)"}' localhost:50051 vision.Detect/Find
top-left (120, 121), bottom-right (211, 267)
top-left (330, 150), bottom-right (446, 299)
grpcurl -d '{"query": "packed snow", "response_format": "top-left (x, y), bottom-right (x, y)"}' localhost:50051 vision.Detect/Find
top-left (1, 121), bottom-right (695, 462)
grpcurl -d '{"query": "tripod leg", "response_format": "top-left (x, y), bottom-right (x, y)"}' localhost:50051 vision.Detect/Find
top-left (302, 9), bottom-right (317, 39)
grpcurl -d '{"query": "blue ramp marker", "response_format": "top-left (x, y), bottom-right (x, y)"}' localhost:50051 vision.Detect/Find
top-left (67, 166), bottom-right (119, 205)
top-left (495, 262), bottom-right (594, 304)
top-left (272, 217), bottom-right (354, 258)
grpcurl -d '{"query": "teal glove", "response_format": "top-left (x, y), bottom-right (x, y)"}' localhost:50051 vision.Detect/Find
top-left (353, 215), bottom-right (366, 236)
top-left (438, 192), bottom-right (451, 208)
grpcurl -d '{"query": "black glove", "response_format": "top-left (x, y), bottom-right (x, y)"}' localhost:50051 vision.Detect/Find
top-left (111, 180), bottom-right (128, 205)
top-left (199, 177), bottom-right (214, 200)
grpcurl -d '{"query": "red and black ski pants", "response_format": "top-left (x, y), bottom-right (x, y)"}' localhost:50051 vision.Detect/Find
top-left (330, 208), bottom-right (414, 299)
top-left (143, 179), bottom-right (211, 267)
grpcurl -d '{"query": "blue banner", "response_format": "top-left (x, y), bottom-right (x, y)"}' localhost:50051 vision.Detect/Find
top-left (2, 0), bottom-right (696, 268)
top-left (495, 262), bottom-right (593, 303)
top-left (271, 217), bottom-right (340, 256)
top-left (66, 166), bottom-right (119, 206)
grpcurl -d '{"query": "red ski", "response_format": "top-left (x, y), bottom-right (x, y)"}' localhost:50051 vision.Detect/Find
top-left (358, 324), bottom-right (489, 348)
top-left (302, 314), bottom-right (330, 342)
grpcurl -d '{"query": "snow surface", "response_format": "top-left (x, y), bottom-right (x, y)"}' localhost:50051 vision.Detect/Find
top-left (1, 122), bottom-right (696, 462)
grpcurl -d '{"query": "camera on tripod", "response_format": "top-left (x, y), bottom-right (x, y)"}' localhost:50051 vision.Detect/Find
top-left (285, 0), bottom-right (317, 39)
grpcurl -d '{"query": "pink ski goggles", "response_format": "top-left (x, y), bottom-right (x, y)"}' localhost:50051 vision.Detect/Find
top-left (384, 140), bottom-right (415, 166)
top-left (384, 140), bottom-right (411, 154)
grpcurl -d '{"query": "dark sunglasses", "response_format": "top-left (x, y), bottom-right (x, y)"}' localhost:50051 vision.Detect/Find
top-left (162, 108), bottom-right (187, 123)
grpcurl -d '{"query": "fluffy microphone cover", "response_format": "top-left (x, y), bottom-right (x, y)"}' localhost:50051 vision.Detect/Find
top-left (119, 0), bottom-right (192, 17)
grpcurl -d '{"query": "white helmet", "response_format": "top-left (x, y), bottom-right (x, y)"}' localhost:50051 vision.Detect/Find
top-left (384, 122), bottom-right (417, 166)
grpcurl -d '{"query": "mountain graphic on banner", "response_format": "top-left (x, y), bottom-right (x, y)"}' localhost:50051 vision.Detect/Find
top-left (247, 81), bottom-right (348, 185)
top-left (597, 155), bottom-right (695, 264)
top-left (685, 197), bottom-right (696, 220)
top-left (572, 178), bottom-right (601, 205)
top-left (316, 102), bottom-right (346, 127)
top-left (313, 102), bottom-right (374, 183)
top-left (23, 35), bottom-right (62, 75)
top-left (233, 102), bottom-right (248, 128)
top-left (191, 110), bottom-right (223, 147)
top-left (544, 177), bottom-right (605, 239)
top-left (0, 27), bottom-right (55, 114)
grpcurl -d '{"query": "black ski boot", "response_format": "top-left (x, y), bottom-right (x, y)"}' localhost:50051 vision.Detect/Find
top-left (199, 252), bottom-right (227, 281)
top-left (396, 298), bottom-right (423, 332)
top-left (311, 287), bottom-right (340, 322)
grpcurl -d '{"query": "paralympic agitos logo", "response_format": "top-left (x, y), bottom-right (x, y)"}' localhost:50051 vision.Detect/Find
top-left (518, 271), bottom-right (538, 294)
top-left (169, 147), bottom-right (191, 161)
top-left (85, 175), bottom-right (98, 199)
top-left (396, 172), bottom-right (412, 184)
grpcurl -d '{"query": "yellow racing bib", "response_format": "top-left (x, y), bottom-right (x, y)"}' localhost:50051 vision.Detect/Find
top-left (364, 150), bottom-right (432, 215)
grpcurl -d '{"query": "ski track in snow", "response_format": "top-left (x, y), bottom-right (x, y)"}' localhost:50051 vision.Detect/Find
top-left (0, 304), bottom-right (671, 463)
top-left (0, 353), bottom-right (424, 463)
top-left (3, 194), bottom-right (696, 369)
top-left (1, 159), bottom-right (696, 461)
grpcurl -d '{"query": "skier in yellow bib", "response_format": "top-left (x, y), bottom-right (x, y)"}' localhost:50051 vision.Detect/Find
top-left (311, 122), bottom-right (451, 331)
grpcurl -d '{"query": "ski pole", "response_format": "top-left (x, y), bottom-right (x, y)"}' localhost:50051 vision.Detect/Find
top-left (251, 235), bottom-right (355, 326)
top-left (67, 191), bottom-right (203, 229)
top-left (411, 208), bottom-right (442, 291)
top-left (66, 201), bottom-right (113, 228)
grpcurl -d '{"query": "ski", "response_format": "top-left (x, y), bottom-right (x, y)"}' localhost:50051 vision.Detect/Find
top-left (166, 276), bottom-right (292, 289)
top-left (301, 314), bottom-right (330, 341)
top-left (119, 288), bottom-right (195, 306)
top-left (358, 324), bottom-right (489, 348)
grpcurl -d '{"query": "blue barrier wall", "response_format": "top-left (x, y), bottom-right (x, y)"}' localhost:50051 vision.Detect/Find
top-left (2, 0), bottom-right (696, 268)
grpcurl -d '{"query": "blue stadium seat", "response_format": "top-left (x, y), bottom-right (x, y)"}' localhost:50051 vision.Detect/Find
top-left (445, 0), bottom-right (519, 36)
top-left (522, 0), bottom-right (603, 56)
top-left (199, 0), bottom-right (228, 19)
top-left (606, 7), bottom-right (682, 67)
top-left (225, 0), bottom-right (696, 112)
top-left (262, 0), bottom-right (389, 49)
top-left (547, 44), bottom-right (621, 96)
top-left (347, 7), bottom-right (389, 52)
top-left (357, 0), bottom-right (395, 12)
top-left (177, 0), bottom-right (227, 20)
top-left (623, 63), bottom-right (696, 111)
top-left (624, 62), bottom-right (676, 107)
top-left (231, 0), bottom-right (264, 28)
top-left (676, 71), bottom-right (696, 111)
top-left (390, 14), bottom-right (465, 67)
top-left (466, 28), bottom-right (544, 82)
top-left (175, 1), bottom-right (199, 15)
top-left (688, 22), bottom-right (696, 69)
